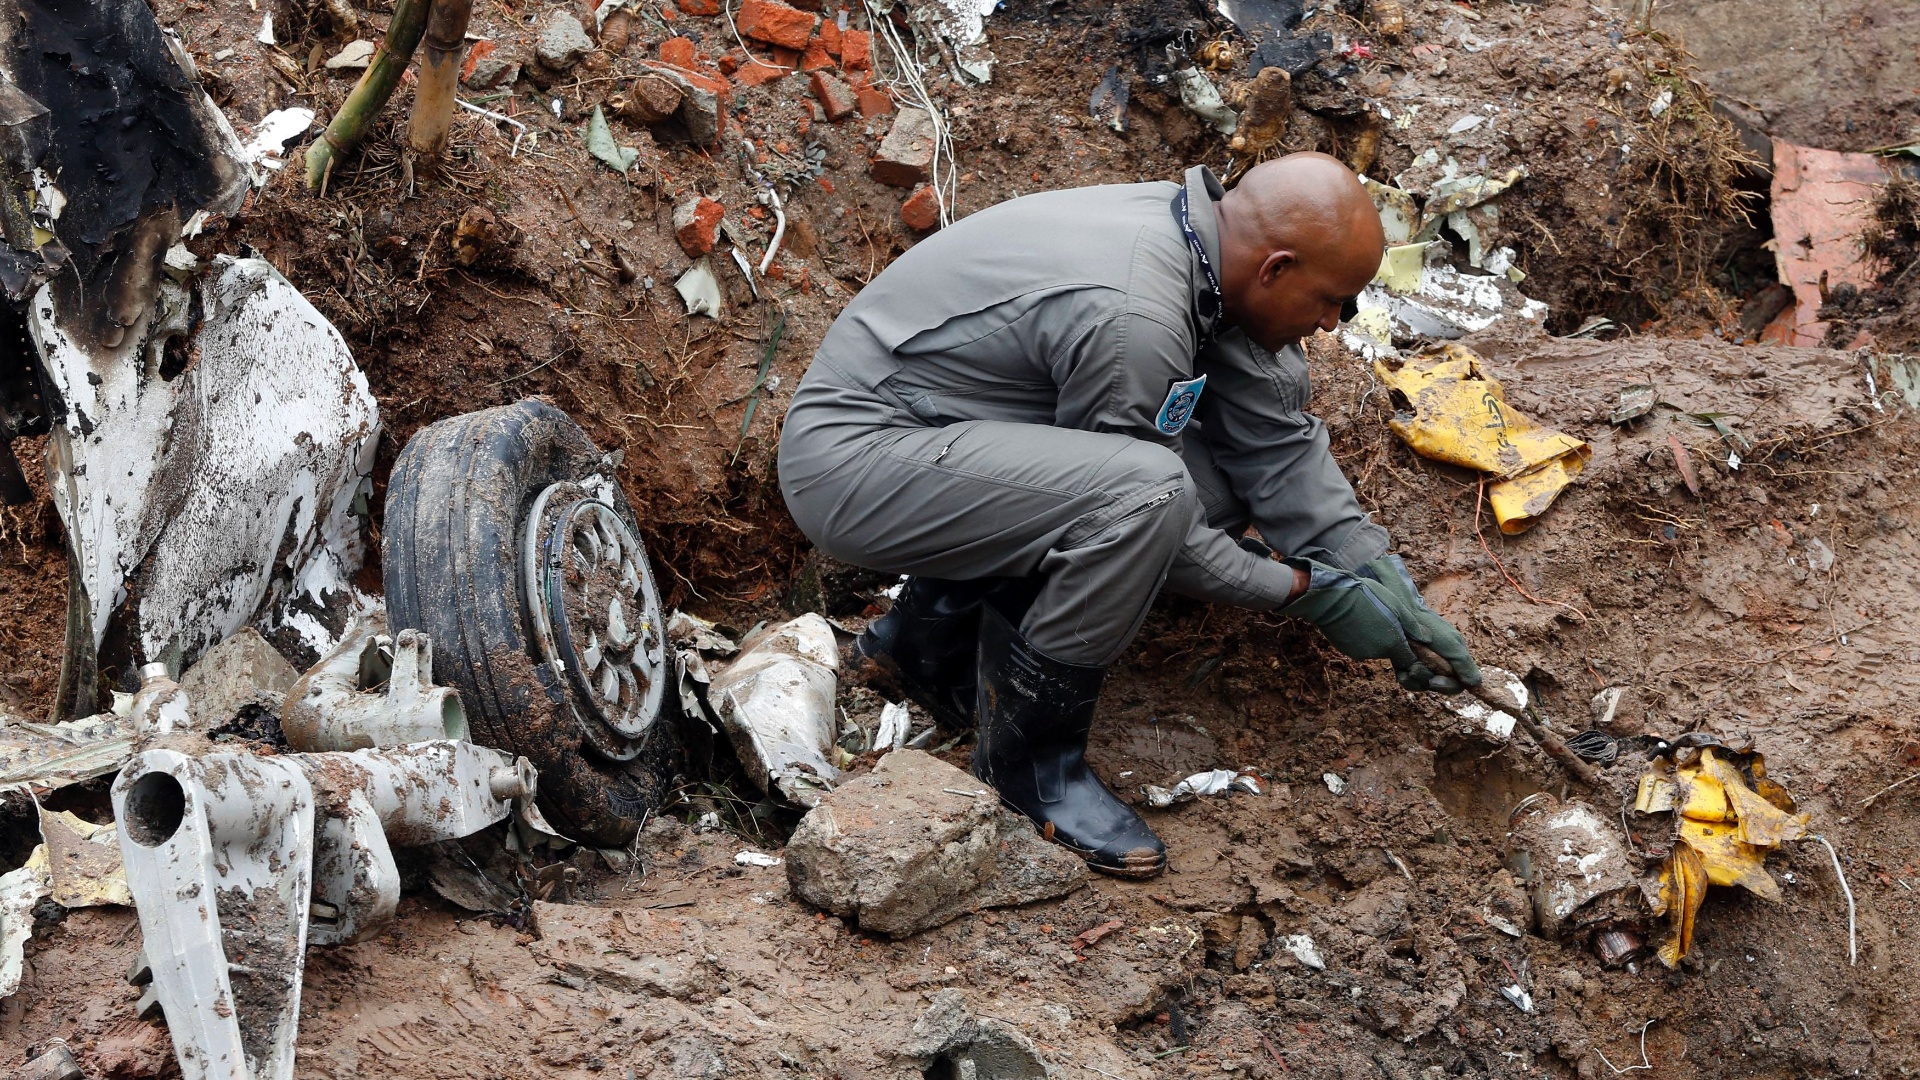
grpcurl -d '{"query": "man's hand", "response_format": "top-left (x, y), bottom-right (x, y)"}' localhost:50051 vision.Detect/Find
top-left (1279, 555), bottom-right (1480, 694)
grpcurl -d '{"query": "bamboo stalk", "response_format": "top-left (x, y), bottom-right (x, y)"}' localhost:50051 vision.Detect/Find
top-left (407, 0), bottom-right (474, 158)
top-left (305, 0), bottom-right (432, 191)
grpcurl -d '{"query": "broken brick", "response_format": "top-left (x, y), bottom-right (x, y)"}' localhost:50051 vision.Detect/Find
top-left (818, 20), bottom-right (842, 57)
top-left (736, 0), bottom-right (818, 50)
top-left (770, 44), bottom-right (802, 67)
top-left (810, 70), bottom-right (858, 121)
top-left (871, 106), bottom-right (936, 187)
top-left (718, 51), bottom-right (741, 74)
top-left (855, 86), bottom-right (893, 117)
top-left (460, 39), bottom-right (496, 81)
top-left (735, 59), bottom-right (791, 86)
top-left (901, 185), bottom-right (941, 232)
top-left (840, 29), bottom-right (871, 70)
top-left (659, 36), bottom-right (697, 68)
top-left (801, 35), bottom-right (834, 71)
top-left (674, 197), bottom-right (725, 256)
top-left (675, 0), bottom-right (720, 11)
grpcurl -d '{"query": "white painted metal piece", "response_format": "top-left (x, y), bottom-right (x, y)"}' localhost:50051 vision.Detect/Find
top-left (282, 610), bottom-right (467, 752)
top-left (115, 741), bottom-right (533, 1078)
top-left (707, 614), bottom-right (840, 806)
top-left (35, 256), bottom-right (379, 681)
top-left (114, 747), bottom-right (315, 1080)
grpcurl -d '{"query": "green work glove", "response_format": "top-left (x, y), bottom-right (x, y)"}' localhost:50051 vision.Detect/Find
top-left (1280, 555), bottom-right (1480, 694)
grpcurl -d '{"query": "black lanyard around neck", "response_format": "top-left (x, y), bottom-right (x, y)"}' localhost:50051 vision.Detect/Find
top-left (1175, 185), bottom-right (1224, 325)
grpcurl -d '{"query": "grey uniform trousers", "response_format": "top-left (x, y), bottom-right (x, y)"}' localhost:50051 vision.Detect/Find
top-left (779, 381), bottom-right (1297, 667)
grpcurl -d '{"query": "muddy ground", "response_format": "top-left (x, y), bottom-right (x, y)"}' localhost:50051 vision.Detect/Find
top-left (4, 0), bottom-right (1920, 1074)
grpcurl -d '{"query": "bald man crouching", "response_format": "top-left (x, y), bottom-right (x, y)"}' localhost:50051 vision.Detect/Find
top-left (777, 153), bottom-right (1482, 878)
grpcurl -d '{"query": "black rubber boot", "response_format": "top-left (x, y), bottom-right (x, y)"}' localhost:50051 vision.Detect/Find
top-left (971, 604), bottom-right (1167, 878)
top-left (852, 576), bottom-right (993, 729)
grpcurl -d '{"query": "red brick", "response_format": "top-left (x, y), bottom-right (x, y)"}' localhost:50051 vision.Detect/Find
top-left (770, 44), bottom-right (801, 67)
top-left (817, 20), bottom-right (842, 57)
top-left (800, 35), bottom-right (834, 71)
top-left (855, 86), bottom-right (893, 117)
top-left (676, 0), bottom-right (720, 13)
top-left (658, 4), bottom-right (676, 17)
top-left (810, 70), bottom-right (858, 121)
top-left (674, 197), bottom-right (725, 256)
top-left (736, 0), bottom-right (818, 50)
top-left (717, 51), bottom-right (741, 74)
top-left (901, 185), bottom-right (941, 232)
top-left (840, 29), bottom-right (871, 70)
top-left (735, 59), bottom-right (790, 86)
top-left (658, 36), bottom-right (697, 68)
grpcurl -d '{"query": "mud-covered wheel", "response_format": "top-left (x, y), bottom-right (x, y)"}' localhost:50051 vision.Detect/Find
top-left (383, 398), bottom-right (678, 845)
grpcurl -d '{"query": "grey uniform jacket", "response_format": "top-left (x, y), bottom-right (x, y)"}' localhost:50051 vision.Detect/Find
top-left (783, 165), bottom-right (1388, 593)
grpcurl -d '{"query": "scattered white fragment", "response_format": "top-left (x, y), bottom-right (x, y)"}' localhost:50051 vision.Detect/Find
top-left (1447, 113), bottom-right (1485, 134)
top-left (707, 614), bottom-right (841, 807)
top-left (1481, 908), bottom-right (1525, 938)
top-left (875, 701), bottom-right (912, 752)
top-left (1649, 88), bottom-right (1672, 118)
top-left (257, 11), bottom-right (274, 44)
top-left (1500, 984), bottom-right (1534, 1012)
top-left (213, 47), bottom-right (236, 61)
top-left (1590, 685), bottom-right (1624, 727)
top-left (1445, 695), bottom-right (1517, 741)
top-left (675, 259), bottom-right (722, 317)
top-left (1169, 67), bottom-right (1237, 136)
top-left (1281, 934), bottom-right (1326, 971)
top-left (326, 39), bottom-right (376, 68)
top-left (667, 610), bottom-right (739, 655)
top-left (243, 107), bottom-right (316, 169)
top-left (1323, 772), bottom-right (1348, 795)
top-left (735, 851), bottom-right (783, 868)
top-left (0, 846), bottom-right (51, 999)
top-left (1144, 769), bottom-right (1265, 808)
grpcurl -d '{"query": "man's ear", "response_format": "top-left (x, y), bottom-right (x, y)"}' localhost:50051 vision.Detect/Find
top-left (1257, 249), bottom-right (1297, 288)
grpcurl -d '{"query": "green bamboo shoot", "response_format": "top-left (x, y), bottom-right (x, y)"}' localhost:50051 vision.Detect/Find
top-left (305, 0), bottom-right (431, 191)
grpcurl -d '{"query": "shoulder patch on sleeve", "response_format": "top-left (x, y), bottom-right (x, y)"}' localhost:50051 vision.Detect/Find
top-left (1155, 374), bottom-right (1207, 435)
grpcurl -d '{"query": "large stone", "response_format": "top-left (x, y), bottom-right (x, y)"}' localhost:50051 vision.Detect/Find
top-left (180, 627), bottom-right (297, 728)
top-left (871, 107), bottom-right (937, 188)
top-left (535, 10), bottom-right (594, 71)
top-left (784, 750), bottom-right (1086, 937)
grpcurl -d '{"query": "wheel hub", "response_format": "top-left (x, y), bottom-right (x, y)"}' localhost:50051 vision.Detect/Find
top-left (524, 482), bottom-right (666, 759)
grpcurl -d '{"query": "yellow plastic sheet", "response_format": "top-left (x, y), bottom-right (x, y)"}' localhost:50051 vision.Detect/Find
top-left (1372, 345), bottom-right (1591, 534)
top-left (1637, 747), bottom-right (1810, 967)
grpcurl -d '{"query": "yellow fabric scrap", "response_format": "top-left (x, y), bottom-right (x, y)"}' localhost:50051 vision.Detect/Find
top-left (1639, 747), bottom-right (1810, 967)
top-left (1372, 345), bottom-right (1591, 534)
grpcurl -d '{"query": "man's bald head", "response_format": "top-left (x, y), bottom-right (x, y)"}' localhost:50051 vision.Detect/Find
top-left (1213, 152), bottom-right (1384, 351)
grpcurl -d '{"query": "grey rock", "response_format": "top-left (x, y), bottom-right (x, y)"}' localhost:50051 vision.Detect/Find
top-left (899, 990), bottom-right (1052, 1078)
top-left (638, 62), bottom-right (722, 145)
top-left (180, 628), bottom-right (297, 728)
top-left (785, 750), bottom-right (1086, 938)
top-left (464, 55), bottom-right (520, 89)
top-left (870, 107), bottom-right (937, 187)
top-left (535, 11), bottom-right (594, 72)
